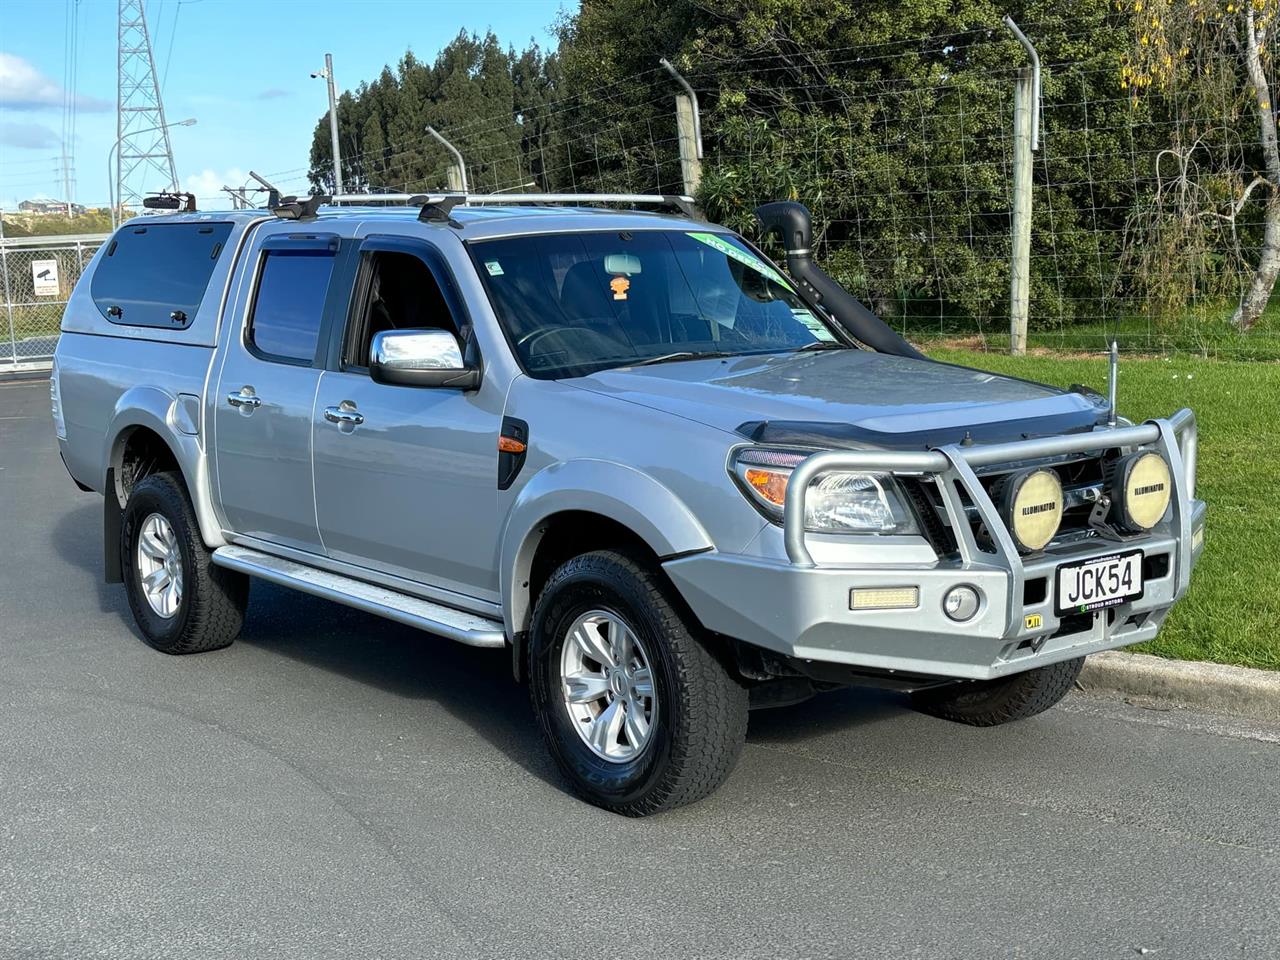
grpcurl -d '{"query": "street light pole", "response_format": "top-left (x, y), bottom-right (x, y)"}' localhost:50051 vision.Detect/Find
top-left (109, 118), bottom-right (197, 228)
top-left (312, 54), bottom-right (343, 194)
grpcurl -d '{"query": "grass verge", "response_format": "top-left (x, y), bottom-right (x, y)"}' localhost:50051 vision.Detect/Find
top-left (928, 347), bottom-right (1279, 670)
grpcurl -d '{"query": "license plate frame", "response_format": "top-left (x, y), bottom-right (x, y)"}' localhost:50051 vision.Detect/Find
top-left (1054, 549), bottom-right (1144, 617)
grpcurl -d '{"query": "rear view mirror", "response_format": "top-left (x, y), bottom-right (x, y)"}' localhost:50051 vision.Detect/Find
top-left (369, 329), bottom-right (480, 389)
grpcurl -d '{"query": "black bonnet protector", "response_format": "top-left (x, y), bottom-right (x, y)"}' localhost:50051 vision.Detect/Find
top-left (738, 401), bottom-right (1108, 451)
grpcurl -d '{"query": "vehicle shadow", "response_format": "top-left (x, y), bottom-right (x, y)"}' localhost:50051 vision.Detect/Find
top-left (746, 685), bottom-right (914, 745)
top-left (52, 501), bottom-right (137, 628)
top-left (236, 579), bottom-right (561, 790)
top-left (52, 498), bottom-right (912, 792)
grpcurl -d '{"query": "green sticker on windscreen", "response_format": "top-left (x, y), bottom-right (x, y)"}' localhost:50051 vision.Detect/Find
top-left (485, 260), bottom-right (504, 276)
top-left (686, 232), bottom-right (795, 292)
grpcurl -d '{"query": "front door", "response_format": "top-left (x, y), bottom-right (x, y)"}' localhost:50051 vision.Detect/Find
top-left (214, 235), bottom-right (342, 554)
top-left (311, 237), bottom-right (503, 603)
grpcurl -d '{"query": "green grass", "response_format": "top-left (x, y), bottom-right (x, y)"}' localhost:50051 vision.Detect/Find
top-left (928, 347), bottom-right (1280, 670)
top-left (903, 300), bottom-right (1280, 361)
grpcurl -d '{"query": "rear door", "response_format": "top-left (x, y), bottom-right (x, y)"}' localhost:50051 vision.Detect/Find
top-left (311, 235), bottom-right (503, 603)
top-left (214, 234), bottom-right (345, 553)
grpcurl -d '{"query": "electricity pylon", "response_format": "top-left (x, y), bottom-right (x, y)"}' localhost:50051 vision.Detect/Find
top-left (115, 0), bottom-right (178, 214)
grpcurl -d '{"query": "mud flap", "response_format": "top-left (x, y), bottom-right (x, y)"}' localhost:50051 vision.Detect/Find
top-left (104, 467), bottom-right (123, 584)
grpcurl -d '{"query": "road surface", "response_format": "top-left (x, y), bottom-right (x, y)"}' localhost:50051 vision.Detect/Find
top-left (2, 378), bottom-right (1277, 959)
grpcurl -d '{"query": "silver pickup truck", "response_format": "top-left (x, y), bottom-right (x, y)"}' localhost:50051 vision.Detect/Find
top-left (52, 193), bottom-right (1205, 815)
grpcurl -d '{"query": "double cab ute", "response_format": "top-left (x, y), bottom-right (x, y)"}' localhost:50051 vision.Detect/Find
top-left (52, 194), bottom-right (1206, 814)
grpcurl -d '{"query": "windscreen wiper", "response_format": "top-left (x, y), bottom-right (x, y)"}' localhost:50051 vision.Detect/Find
top-left (794, 340), bottom-right (852, 352)
top-left (627, 351), bottom-right (737, 367)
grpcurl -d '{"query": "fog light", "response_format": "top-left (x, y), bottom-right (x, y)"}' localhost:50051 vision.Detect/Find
top-left (849, 586), bottom-right (919, 611)
top-left (943, 585), bottom-right (981, 621)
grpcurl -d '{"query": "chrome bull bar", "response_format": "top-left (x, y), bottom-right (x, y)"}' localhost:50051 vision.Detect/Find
top-left (783, 409), bottom-right (1199, 586)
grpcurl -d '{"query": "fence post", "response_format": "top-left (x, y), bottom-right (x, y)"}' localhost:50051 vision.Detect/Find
top-left (1009, 66), bottom-right (1034, 356)
top-left (1, 240), bottom-right (17, 365)
top-left (675, 94), bottom-right (703, 196)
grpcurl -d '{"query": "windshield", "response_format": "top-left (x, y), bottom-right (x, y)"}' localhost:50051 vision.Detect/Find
top-left (470, 229), bottom-right (846, 378)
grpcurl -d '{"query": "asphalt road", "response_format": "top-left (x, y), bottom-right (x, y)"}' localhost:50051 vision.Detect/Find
top-left (2, 377), bottom-right (1278, 959)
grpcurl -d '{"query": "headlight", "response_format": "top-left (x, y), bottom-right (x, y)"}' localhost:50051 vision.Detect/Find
top-left (731, 448), bottom-right (920, 535)
top-left (998, 468), bottom-right (1063, 552)
top-left (1111, 451), bottom-right (1171, 531)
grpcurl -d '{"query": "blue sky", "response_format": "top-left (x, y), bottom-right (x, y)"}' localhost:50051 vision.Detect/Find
top-left (0, 0), bottom-right (572, 211)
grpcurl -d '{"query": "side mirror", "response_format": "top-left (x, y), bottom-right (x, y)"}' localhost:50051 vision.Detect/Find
top-left (369, 329), bottom-right (481, 389)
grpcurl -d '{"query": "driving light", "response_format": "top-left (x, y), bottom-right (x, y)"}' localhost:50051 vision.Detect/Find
top-left (942, 585), bottom-right (981, 622)
top-left (999, 468), bottom-right (1063, 553)
top-left (850, 587), bottom-right (919, 611)
top-left (731, 449), bottom-right (920, 535)
top-left (1112, 451), bottom-right (1171, 531)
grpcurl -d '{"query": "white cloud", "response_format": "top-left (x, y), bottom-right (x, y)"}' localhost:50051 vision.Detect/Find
top-left (0, 52), bottom-right (110, 112)
top-left (183, 167), bottom-right (250, 203)
top-left (0, 120), bottom-right (59, 149)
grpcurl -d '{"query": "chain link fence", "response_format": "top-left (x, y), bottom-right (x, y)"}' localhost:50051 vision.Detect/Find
top-left (0, 234), bottom-right (105, 368)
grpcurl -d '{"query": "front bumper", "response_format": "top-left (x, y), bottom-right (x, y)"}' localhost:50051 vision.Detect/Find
top-left (665, 410), bottom-right (1205, 681)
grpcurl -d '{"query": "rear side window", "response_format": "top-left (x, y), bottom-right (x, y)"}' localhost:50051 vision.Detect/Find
top-left (91, 222), bottom-right (233, 328)
top-left (247, 249), bottom-right (336, 364)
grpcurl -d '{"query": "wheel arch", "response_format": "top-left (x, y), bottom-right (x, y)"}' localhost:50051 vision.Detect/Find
top-left (500, 461), bottom-right (715, 677)
top-left (104, 387), bottom-right (225, 550)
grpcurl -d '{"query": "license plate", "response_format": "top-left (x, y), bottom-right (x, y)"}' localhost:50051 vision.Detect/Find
top-left (1055, 550), bottom-right (1144, 616)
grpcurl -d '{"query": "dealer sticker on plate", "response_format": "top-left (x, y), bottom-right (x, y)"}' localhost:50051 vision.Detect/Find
top-left (1055, 549), bottom-right (1144, 616)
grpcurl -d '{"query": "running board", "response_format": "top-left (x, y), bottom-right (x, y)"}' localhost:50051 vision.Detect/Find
top-left (211, 546), bottom-right (506, 648)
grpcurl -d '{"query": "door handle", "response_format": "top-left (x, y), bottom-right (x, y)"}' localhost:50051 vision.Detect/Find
top-left (226, 390), bottom-right (262, 409)
top-left (323, 404), bottom-right (364, 426)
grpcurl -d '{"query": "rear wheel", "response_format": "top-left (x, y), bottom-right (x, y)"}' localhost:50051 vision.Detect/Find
top-left (120, 471), bottom-right (248, 654)
top-left (911, 657), bottom-right (1084, 726)
top-left (529, 550), bottom-right (748, 816)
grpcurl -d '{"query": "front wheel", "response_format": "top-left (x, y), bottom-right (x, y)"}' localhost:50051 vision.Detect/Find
top-left (911, 657), bottom-right (1084, 726)
top-left (529, 550), bottom-right (748, 816)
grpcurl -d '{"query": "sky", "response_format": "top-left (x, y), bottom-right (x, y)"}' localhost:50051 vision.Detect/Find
top-left (0, 0), bottom-right (573, 211)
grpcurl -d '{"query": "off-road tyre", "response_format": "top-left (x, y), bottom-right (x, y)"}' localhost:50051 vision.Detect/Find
top-left (529, 550), bottom-right (748, 816)
top-left (911, 656), bottom-right (1084, 726)
top-left (120, 471), bottom-right (248, 654)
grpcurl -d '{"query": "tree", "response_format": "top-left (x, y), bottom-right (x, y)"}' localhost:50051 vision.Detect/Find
top-left (1123, 0), bottom-right (1279, 330)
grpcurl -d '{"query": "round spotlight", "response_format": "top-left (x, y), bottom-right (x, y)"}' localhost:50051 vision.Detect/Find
top-left (943, 585), bottom-right (981, 622)
top-left (1111, 451), bottom-right (1171, 531)
top-left (999, 468), bottom-right (1063, 553)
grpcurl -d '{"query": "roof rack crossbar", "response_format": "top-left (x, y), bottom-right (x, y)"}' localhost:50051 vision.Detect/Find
top-left (322, 192), bottom-right (697, 218)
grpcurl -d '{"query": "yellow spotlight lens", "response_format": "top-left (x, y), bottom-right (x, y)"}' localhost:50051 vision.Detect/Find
top-left (1121, 452), bottom-right (1172, 530)
top-left (849, 586), bottom-right (920, 611)
top-left (1006, 468), bottom-right (1063, 552)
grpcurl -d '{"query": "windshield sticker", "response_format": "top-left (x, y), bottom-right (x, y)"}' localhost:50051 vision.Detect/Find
top-left (686, 231), bottom-right (795, 293)
top-left (484, 260), bottom-right (504, 276)
top-left (610, 276), bottom-right (630, 300)
top-left (792, 307), bottom-right (837, 341)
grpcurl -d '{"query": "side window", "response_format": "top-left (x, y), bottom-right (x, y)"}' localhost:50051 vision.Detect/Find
top-left (248, 249), bottom-right (336, 364)
top-left (90, 222), bottom-right (233, 328)
top-left (343, 249), bottom-right (460, 369)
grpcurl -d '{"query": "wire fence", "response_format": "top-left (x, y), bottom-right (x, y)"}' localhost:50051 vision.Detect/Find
top-left (269, 23), bottom-right (1277, 359)
top-left (0, 234), bottom-right (104, 367)
top-left (7, 24), bottom-right (1275, 366)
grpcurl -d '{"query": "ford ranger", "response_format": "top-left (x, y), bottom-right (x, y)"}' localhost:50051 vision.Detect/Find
top-left (51, 193), bottom-right (1205, 815)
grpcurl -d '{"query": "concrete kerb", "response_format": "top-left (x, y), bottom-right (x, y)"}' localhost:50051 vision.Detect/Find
top-left (1080, 650), bottom-right (1280, 723)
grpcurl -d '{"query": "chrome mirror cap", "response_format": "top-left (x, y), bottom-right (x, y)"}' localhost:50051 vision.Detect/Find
top-left (369, 329), bottom-right (480, 389)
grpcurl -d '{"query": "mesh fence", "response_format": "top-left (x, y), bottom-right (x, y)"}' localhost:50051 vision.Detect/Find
top-left (263, 22), bottom-right (1277, 360)
top-left (1, 236), bottom-right (104, 366)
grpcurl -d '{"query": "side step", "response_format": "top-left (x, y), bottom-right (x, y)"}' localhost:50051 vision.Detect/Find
top-left (211, 545), bottom-right (506, 648)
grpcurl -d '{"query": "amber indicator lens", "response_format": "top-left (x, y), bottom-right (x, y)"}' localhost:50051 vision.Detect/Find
top-left (498, 436), bottom-right (527, 454)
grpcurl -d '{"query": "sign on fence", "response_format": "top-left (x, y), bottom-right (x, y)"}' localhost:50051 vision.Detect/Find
top-left (31, 259), bottom-right (59, 297)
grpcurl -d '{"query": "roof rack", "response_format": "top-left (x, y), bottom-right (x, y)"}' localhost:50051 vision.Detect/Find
top-left (325, 192), bottom-right (700, 221)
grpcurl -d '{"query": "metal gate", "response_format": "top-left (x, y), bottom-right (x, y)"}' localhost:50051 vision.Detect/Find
top-left (0, 233), bottom-right (106, 369)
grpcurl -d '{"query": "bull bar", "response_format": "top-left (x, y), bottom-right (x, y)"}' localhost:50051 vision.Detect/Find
top-left (783, 409), bottom-right (1199, 606)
